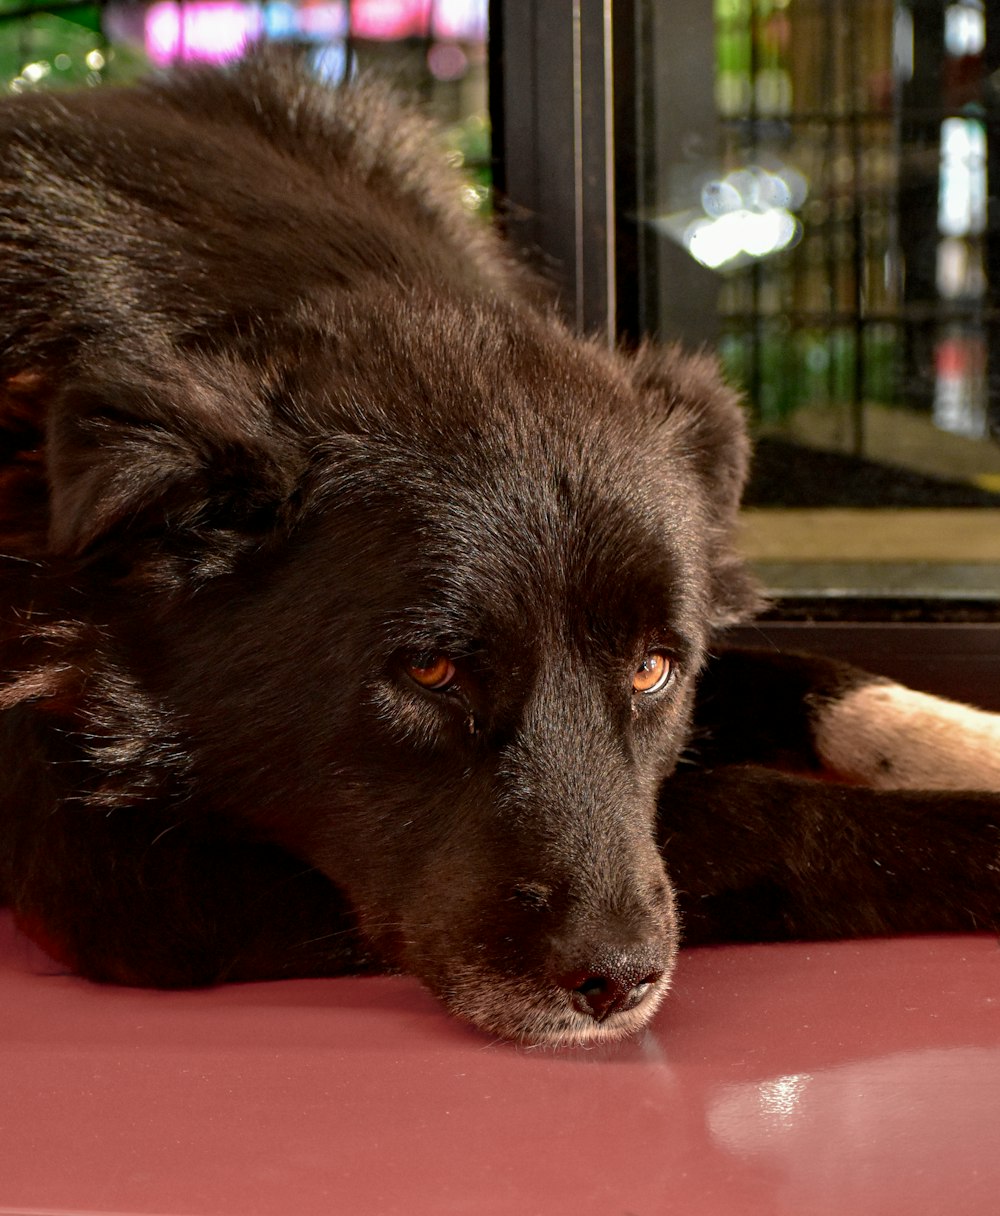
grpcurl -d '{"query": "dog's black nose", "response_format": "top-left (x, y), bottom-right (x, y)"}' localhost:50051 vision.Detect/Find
top-left (559, 962), bottom-right (663, 1021)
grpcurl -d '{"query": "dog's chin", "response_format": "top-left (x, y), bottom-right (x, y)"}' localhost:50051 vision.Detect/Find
top-left (422, 965), bottom-right (674, 1047)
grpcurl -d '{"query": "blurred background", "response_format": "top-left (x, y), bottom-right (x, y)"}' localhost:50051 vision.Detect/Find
top-left (633, 0), bottom-right (1000, 601)
top-left (0, 0), bottom-right (490, 197)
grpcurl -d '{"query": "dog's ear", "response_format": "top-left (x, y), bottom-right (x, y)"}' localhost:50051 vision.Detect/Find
top-left (45, 355), bottom-right (304, 566)
top-left (627, 343), bottom-right (764, 627)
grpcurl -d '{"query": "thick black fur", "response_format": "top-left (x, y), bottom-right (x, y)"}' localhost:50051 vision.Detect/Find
top-left (0, 52), bottom-right (997, 1044)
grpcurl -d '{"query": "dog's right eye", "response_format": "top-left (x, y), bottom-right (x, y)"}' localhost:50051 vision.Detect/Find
top-left (404, 654), bottom-right (457, 691)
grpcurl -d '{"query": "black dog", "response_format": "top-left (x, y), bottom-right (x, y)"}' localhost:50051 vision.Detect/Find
top-left (1, 51), bottom-right (998, 1045)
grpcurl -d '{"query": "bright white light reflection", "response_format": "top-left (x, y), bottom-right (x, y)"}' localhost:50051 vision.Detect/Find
top-left (938, 117), bottom-right (987, 237)
top-left (650, 162), bottom-right (806, 271)
top-left (945, 2), bottom-right (985, 56)
top-left (686, 208), bottom-right (800, 270)
top-left (680, 165), bottom-right (805, 270)
top-left (20, 61), bottom-right (50, 83)
top-left (708, 1072), bottom-right (814, 1145)
top-left (705, 1046), bottom-right (1000, 1206)
top-left (758, 1073), bottom-right (812, 1124)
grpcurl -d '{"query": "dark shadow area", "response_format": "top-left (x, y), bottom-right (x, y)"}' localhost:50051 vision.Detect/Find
top-left (745, 436), bottom-right (1000, 508)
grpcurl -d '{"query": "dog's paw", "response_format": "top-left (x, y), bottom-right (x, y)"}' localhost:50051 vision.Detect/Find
top-left (812, 681), bottom-right (1000, 791)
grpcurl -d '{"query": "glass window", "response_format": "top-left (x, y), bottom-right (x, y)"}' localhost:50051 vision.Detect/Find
top-left (630, 0), bottom-right (1000, 603)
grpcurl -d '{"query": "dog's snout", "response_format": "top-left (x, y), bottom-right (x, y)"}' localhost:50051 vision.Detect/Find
top-left (558, 957), bottom-right (665, 1021)
top-left (535, 864), bottom-right (678, 1027)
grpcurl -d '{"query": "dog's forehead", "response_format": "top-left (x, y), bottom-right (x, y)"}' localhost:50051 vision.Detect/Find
top-left (296, 299), bottom-right (715, 651)
top-left (327, 413), bottom-right (710, 658)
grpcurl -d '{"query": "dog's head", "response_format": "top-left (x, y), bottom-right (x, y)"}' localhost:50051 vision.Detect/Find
top-left (37, 289), bottom-right (759, 1043)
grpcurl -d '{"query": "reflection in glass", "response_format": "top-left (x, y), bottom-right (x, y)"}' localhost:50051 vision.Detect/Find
top-left (635, 0), bottom-right (1000, 597)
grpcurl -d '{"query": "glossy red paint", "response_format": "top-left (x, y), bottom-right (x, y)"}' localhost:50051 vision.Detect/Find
top-left (1, 910), bottom-right (998, 1216)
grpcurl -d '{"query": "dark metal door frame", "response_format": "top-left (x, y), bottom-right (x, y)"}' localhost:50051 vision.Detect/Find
top-left (490, 0), bottom-right (632, 344)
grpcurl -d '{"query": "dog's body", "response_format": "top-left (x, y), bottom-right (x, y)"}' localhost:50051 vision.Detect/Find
top-left (0, 52), bottom-right (997, 1045)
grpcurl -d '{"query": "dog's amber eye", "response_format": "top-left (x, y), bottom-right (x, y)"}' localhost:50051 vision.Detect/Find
top-left (632, 652), bottom-right (672, 695)
top-left (405, 654), bottom-right (457, 691)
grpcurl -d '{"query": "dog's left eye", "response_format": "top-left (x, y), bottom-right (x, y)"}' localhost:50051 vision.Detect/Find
top-left (632, 651), bottom-right (673, 695)
top-left (405, 654), bottom-right (458, 691)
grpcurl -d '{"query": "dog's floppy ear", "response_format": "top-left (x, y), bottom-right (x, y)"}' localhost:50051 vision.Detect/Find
top-left (628, 343), bottom-right (764, 627)
top-left (45, 354), bottom-right (304, 565)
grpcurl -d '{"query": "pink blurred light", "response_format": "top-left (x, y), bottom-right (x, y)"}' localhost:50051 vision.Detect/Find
top-left (432, 0), bottom-right (487, 41)
top-left (427, 42), bottom-right (467, 81)
top-left (298, 0), bottom-right (348, 40)
top-left (145, 1), bottom-right (262, 65)
top-left (350, 0), bottom-right (431, 40)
